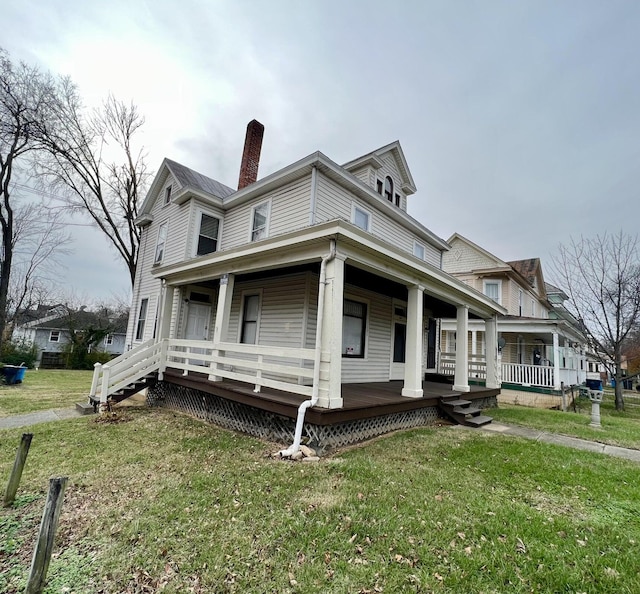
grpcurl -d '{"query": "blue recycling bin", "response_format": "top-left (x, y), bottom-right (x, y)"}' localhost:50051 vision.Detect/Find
top-left (1, 365), bottom-right (27, 384)
top-left (585, 378), bottom-right (603, 391)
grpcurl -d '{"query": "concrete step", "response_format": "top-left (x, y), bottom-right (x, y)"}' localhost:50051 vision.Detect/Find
top-left (75, 402), bottom-right (95, 415)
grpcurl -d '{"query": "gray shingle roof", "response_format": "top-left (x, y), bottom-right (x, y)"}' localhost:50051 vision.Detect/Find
top-left (165, 159), bottom-right (235, 199)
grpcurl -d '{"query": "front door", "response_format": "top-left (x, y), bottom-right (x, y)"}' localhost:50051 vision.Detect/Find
top-left (185, 303), bottom-right (211, 365)
top-left (390, 302), bottom-right (407, 380)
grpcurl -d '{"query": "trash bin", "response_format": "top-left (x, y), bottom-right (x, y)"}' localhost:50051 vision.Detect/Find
top-left (1, 365), bottom-right (27, 384)
top-left (585, 378), bottom-right (603, 391)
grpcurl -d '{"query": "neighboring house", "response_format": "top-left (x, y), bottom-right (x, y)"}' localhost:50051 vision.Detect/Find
top-left (441, 234), bottom-right (587, 392)
top-left (96, 120), bottom-right (506, 451)
top-left (13, 307), bottom-right (127, 368)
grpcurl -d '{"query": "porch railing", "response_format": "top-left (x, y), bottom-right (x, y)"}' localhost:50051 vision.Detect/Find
top-left (439, 352), bottom-right (487, 380)
top-left (91, 338), bottom-right (317, 404)
top-left (501, 362), bottom-right (554, 388)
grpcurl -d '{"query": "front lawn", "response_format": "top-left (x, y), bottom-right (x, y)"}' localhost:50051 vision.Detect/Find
top-left (1, 408), bottom-right (639, 593)
top-left (0, 370), bottom-right (93, 417)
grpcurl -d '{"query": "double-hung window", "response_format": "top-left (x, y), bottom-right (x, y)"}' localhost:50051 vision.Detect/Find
top-left (49, 330), bottom-right (60, 342)
top-left (342, 299), bottom-right (367, 358)
top-left (251, 201), bottom-right (270, 241)
top-left (352, 204), bottom-right (371, 232)
top-left (135, 298), bottom-right (149, 341)
top-left (413, 241), bottom-right (425, 260)
top-left (240, 294), bottom-right (260, 344)
top-left (104, 334), bottom-right (114, 346)
top-left (196, 213), bottom-right (220, 256)
top-left (154, 222), bottom-right (168, 264)
top-left (483, 280), bottom-right (501, 305)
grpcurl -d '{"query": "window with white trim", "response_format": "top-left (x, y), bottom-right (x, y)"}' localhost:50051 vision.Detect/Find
top-left (104, 334), bottom-right (114, 346)
top-left (49, 330), bottom-right (60, 342)
top-left (154, 222), bottom-right (168, 264)
top-left (135, 298), bottom-right (149, 341)
top-left (483, 280), bottom-right (501, 305)
top-left (413, 241), bottom-right (425, 260)
top-left (384, 176), bottom-right (394, 202)
top-left (352, 205), bottom-right (371, 231)
top-left (251, 201), bottom-right (270, 242)
top-left (196, 213), bottom-right (220, 256)
top-left (240, 294), bottom-right (260, 344)
top-left (342, 299), bottom-right (367, 358)
top-left (164, 185), bottom-right (172, 205)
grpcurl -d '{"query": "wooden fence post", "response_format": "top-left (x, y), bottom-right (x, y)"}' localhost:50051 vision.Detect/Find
top-left (25, 476), bottom-right (68, 594)
top-left (3, 433), bottom-right (33, 507)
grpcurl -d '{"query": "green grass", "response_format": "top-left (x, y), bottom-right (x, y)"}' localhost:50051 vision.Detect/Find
top-left (492, 390), bottom-right (640, 450)
top-left (1, 408), bottom-right (640, 593)
top-left (0, 370), bottom-right (93, 417)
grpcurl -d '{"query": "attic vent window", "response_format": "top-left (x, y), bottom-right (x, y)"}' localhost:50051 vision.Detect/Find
top-left (164, 185), bottom-right (172, 205)
top-left (376, 179), bottom-right (383, 194)
top-left (395, 193), bottom-right (401, 207)
top-left (384, 176), bottom-right (393, 202)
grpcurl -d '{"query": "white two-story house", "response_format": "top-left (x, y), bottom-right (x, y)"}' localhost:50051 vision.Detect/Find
top-left (441, 233), bottom-right (587, 395)
top-left (93, 121), bottom-right (505, 451)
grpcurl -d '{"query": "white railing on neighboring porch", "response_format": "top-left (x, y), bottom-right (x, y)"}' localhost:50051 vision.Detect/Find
top-left (439, 352), bottom-right (487, 380)
top-left (90, 338), bottom-right (316, 404)
top-left (500, 362), bottom-right (554, 388)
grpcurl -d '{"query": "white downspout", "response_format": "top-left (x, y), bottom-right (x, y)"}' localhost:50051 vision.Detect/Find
top-left (280, 238), bottom-right (336, 457)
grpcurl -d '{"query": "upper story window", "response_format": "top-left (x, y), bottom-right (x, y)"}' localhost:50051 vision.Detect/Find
top-left (251, 201), bottom-right (270, 242)
top-left (376, 179), bottom-right (383, 194)
top-left (518, 290), bottom-right (523, 316)
top-left (384, 176), bottom-right (393, 202)
top-left (135, 298), bottom-right (149, 341)
top-left (164, 185), bottom-right (172, 205)
top-left (196, 213), bottom-right (220, 256)
top-left (154, 222), bottom-right (168, 264)
top-left (49, 330), bottom-right (60, 342)
top-left (483, 279), bottom-right (501, 305)
top-left (413, 241), bottom-right (425, 260)
top-left (394, 193), bottom-right (401, 207)
top-left (104, 334), bottom-right (114, 346)
top-left (352, 204), bottom-right (371, 231)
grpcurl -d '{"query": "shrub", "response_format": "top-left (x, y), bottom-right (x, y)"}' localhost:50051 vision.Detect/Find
top-left (0, 338), bottom-right (38, 368)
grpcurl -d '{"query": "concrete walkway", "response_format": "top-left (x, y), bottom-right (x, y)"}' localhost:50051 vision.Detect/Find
top-left (1, 407), bottom-right (640, 463)
top-left (472, 422), bottom-right (640, 463)
top-left (0, 408), bottom-right (84, 430)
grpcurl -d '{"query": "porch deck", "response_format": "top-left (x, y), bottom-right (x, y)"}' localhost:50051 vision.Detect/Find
top-left (160, 369), bottom-right (499, 425)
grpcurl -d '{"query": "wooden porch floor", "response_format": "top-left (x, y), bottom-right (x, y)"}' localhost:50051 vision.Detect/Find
top-left (161, 369), bottom-right (499, 426)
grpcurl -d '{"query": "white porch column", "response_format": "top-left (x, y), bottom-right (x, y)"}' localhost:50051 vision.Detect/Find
top-left (454, 305), bottom-right (470, 392)
top-left (157, 283), bottom-right (175, 340)
top-left (402, 284), bottom-right (424, 398)
top-left (209, 273), bottom-right (235, 381)
top-left (552, 331), bottom-right (561, 390)
top-left (484, 315), bottom-right (500, 389)
top-left (317, 255), bottom-right (345, 409)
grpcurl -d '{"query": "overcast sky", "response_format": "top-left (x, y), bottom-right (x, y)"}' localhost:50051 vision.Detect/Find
top-left (4, 0), bottom-right (640, 303)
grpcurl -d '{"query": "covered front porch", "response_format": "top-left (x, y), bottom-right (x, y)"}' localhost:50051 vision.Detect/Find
top-left (439, 317), bottom-right (587, 390)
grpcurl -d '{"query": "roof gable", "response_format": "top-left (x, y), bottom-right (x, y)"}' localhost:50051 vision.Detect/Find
top-left (137, 159), bottom-right (235, 221)
top-left (342, 141), bottom-right (417, 195)
top-left (443, 233), bottom-right (507, 272)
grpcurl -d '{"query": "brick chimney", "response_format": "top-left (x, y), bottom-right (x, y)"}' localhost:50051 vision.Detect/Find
top-left (237, 119), bottom-right (264, 190)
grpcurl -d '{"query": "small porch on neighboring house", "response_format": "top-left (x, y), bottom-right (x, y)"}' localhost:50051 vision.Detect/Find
top-left (439, 317), bottom-right (587, 393)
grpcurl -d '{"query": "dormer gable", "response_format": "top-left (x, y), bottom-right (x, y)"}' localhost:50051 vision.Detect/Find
top-left (508, 258), bottom-right (547, 299)
top-left (342, 141), bottom-right (417, 211)
top-left (136, 158), bottom-right (235, 226)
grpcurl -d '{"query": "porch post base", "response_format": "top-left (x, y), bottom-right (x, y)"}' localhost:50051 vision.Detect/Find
top-left (401, 388), bottom-right (423, 398)
top-left (453, 384), bottom-right (471, 393)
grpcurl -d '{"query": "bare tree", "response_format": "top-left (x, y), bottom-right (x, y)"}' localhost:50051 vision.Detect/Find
top-left (9, 200), bottom-right (71, 326)
top-left (37, 88), bottom-right (150, 287)
top-left (551, 231), bottom-right (640, 410)
top-left (0, 48), bottom-right (60, 351)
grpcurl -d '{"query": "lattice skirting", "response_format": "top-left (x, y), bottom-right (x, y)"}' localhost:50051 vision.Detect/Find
top-left (148, 382), bottom-right (442, 453)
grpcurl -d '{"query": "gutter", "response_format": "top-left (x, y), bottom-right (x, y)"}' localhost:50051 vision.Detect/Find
top-left (280, 238), bottom-right (336, 457)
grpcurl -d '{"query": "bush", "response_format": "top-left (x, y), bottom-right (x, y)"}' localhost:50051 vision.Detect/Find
top-left (0, 338), bottom-right (38, 368)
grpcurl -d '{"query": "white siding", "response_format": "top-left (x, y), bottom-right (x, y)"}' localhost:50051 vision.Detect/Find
top-left (221, 177), bottom-right (311, 250)
top-left (442, 237), bottom-right (500, 274)
top-left (315, 176), bottom-right (441, 267)
top-left (341, 284), bottom-right (393, 383)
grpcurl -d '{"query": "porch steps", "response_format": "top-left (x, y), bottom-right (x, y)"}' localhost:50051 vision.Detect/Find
top-left (438, 395), bottom-right (492, 428)
top-left (87, 373), bottom-right (158, 412)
